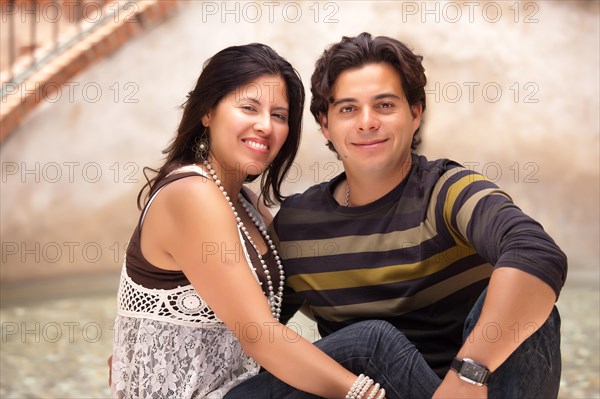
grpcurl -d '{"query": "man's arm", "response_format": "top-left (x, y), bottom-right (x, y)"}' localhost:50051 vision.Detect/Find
top-left (433, 268), bottom-right (555, 398)
top-left (433, 169), bottom-right (567, 397)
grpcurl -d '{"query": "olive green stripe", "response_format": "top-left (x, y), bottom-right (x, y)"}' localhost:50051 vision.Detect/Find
top-left (443, 174), bottom-right (487, 247)
top-left (287, 245), bottom-right (477, 292)
top-left (310, 264), bottom-right (493, 322)
top-left (279, 225), bottom-right (436, 260)
top-left (425, 167), bottom-right (467, 232)
top-left (456, 189), bottom-right (511, 239)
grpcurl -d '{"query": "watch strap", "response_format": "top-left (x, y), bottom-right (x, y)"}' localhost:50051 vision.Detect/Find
top-left (450, 357), bottom-right (462, 373)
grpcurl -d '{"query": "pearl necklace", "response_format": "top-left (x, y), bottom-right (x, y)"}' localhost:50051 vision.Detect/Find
top-left (344, 182), bottom-right (350, 207)
top-left (203, 160), bottom-right (284, 320)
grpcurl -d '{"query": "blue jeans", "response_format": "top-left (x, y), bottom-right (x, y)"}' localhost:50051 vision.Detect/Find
top-left (224, 290), bottom-right (561, 398)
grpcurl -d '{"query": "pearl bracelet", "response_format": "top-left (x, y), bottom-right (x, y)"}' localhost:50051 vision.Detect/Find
top-left (366, 383), bottom-right (380, 399)
top-left (346, 374), bottom-right (385, 399)
top-left (346, 374), bottom-right (366, 399)
top-left (358, 377), bottom-right (373, 398)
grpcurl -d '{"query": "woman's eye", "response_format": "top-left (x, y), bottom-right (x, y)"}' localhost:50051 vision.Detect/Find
top-left (242, 105), bottom-right (256, 112)
top-left (273, 113), bottom-right (288, 121)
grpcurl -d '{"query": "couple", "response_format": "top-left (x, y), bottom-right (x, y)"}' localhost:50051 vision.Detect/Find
top-left (110, 33), bottom-right (566, 398)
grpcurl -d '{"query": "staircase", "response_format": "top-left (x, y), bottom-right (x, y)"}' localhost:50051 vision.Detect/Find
top-left (0, 0), bottom-right (179, 141)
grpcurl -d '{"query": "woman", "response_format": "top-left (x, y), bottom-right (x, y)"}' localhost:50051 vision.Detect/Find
top-left (110, 44), bottom-right (387, 398)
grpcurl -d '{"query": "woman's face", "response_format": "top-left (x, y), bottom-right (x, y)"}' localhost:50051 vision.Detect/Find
top-left (202, 74), bottom-right (289, 177)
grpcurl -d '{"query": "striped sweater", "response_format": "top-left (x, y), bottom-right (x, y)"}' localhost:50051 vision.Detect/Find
top-left (272, 154), bottom-right (567, 376)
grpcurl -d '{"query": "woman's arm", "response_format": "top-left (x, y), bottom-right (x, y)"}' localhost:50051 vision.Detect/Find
top-left (143, 178), bottom-right (371, 398)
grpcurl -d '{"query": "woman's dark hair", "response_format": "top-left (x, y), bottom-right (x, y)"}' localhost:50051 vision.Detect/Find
top-left (138, 43), bottom-right (305, 209)
top-left (310, 32), bottom-right (426, 152)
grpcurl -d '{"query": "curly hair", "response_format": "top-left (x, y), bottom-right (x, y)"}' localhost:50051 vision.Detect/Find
top-left (310, 32), bottom-right (427, 152)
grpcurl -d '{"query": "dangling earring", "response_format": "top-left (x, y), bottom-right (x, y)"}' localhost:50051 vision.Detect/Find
top-left (193, 127), bottom-right (209, 160)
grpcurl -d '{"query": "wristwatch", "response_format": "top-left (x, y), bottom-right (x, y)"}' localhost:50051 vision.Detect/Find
top-left (450, 357), bottom-right (491, 386)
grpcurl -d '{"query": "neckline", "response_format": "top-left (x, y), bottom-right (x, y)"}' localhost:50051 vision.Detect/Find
top-left (327, 156), bottom-right (416, 213)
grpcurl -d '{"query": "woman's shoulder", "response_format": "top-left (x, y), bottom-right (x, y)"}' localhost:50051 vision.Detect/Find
top-left (160, 173), bottom-right (221, 210)
top-left (148, 167), bottom-right (229, 226)
top-left (150, 164), bottom-right (212, 199)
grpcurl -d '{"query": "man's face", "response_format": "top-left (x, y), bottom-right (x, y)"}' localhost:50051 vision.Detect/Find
top-left (320, 62), bottom-right (422, 177)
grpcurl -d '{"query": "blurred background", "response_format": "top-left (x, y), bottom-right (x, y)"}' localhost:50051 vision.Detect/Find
top-left (1, 0), bottom-right (598, 397)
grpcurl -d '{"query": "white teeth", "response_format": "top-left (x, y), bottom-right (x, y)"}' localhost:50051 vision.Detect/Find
top-left (245, 140), bottom-right (268, 150)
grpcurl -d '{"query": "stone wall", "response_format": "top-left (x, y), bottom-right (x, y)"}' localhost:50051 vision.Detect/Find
top-left (1, 1), bottom-right (598, 285)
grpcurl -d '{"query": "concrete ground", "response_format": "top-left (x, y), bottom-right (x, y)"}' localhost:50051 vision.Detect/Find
top-left (0, 275), bottom-right (598, 398)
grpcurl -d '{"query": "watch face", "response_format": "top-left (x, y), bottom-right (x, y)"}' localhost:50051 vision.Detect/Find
top-left (461, 362), bottom-right (485, 381)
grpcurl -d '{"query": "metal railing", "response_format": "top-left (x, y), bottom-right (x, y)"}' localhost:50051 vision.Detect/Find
top-left (0, 0), bottom-right (118, 94)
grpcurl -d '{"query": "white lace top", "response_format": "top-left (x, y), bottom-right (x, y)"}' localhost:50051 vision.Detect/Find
top-left (111, 166), bottom-right (265, 398)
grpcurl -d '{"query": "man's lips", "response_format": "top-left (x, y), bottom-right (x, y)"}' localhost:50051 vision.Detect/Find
top-left (352, 138), bottom-right (388, 148)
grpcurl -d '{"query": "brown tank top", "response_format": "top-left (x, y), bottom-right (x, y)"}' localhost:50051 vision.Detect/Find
top-left (125, 170), bottom-right (281, 294)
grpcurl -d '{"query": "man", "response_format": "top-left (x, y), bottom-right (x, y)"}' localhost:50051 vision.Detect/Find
top-left (232, 32), bottom-right (567, 398)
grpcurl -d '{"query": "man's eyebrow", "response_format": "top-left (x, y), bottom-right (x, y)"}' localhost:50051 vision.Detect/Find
top-left (331, 93), bottom-right (402, 107)
top-left (374, 93), bottom-right (402, 101)
top-left (331, 97), bottom-right (356, 107)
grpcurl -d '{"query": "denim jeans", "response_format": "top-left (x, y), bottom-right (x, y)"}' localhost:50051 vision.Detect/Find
top-left (224, 289), bottom-right (561, 399)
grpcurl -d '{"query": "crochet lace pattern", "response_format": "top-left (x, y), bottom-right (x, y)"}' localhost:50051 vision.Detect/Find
top-left (117, 265), bottom-right (222, 328)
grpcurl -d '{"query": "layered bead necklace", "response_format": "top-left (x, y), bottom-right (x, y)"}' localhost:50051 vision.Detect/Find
top-left (203, 160), bottom-right (284, 320)
top-left (345, 183), bottom-right (351, 207)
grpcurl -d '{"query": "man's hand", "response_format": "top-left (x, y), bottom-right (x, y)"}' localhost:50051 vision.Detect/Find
top-left (433, 371), bottom-right (487, 399)
top-left (108, 355), bottom-right (113, 387)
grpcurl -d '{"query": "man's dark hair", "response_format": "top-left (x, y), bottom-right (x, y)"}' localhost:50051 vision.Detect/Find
top-left (310, 32), bottom-right (427, 152)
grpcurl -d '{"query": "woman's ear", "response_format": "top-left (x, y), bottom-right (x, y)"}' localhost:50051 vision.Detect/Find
top-left (201, 113), bottom-right (210, 127)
